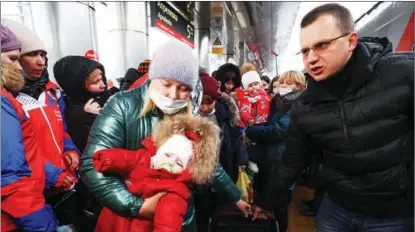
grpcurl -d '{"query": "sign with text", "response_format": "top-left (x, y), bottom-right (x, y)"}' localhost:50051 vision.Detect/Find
top-left (170, 1), bottom-right (194, 21)
top-left (150, 1), bottom-right (194, 48)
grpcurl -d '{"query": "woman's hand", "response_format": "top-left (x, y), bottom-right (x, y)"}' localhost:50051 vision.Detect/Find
top-left (235, 199), bottom-right (252, 218)
top-left (64, 150), bottom-right (79, 171)
top-left (138, 192), bottom-right (166, 220)
top-left (252, 205), bottom-right (269, 221)
top-left (84, 98), bottom-right (102, 115)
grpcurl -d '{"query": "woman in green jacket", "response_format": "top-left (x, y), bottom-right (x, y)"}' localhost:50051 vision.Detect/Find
top-left (80, 40), bottom-right (244, 231)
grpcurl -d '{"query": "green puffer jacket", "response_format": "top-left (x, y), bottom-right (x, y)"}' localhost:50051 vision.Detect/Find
top-left (80, 82), bottom-right (241, 231)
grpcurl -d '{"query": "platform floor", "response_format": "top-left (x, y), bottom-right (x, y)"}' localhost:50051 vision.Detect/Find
top-left (287, 186), bottom-right (317, 232)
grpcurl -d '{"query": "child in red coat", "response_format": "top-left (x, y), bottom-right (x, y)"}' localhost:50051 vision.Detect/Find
top-left (236, 71), bottom-right (271, 127)
top-left (93, 115), bottom-right (251, 232)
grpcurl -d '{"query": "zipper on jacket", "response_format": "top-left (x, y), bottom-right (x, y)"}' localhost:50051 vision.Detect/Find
top-left (39, 107), bottom-right (63, 155)
top-left (338, 101), bottom-right (349, 140)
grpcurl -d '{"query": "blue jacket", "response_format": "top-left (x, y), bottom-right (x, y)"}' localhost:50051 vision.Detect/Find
top-left (1, 90), bottom-right (62, 232)
top-left (244, 95), bottom-right (293, 163)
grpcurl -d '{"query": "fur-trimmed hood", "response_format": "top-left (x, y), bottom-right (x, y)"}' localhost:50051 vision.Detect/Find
top-left (152, 114), bottom-right (221, 185)
top-left (219, 92), bottom-right (241, 126)
top-left (271, 90), bottom-right (304, 114)
top-left (1, 63), bottom-right (25, 93)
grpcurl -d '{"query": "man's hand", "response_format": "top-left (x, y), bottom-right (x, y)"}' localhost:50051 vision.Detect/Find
top-left (139, 192), bottom-right (166, 220)
top-left (64, 150), bottom-right (79, 171)
top-left (235, 199), bottom-right (252, 218)
top-left (238, 165), bottom-right (246, 172)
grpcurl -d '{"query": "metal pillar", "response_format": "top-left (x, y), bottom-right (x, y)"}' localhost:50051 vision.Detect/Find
top-left (194, 2), bottom-right (210, 70)
top-left (29, 2), bottom-right (97, 82)
top-left (223, 5), bottom-right (234, 63)
top-left (106, 2), bottom-right (148, 79)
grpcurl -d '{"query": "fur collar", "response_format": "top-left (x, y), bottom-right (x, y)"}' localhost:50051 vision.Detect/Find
top-left (1, 63), bottom-right (25, 93)
top-left (279, 90), bottom-right (304, 102)
top-left (220, 92), bottom-right (241, 126)
top-left (272, 90), bottom-right (304, 114)
top-left (151, 115), bottom-right (221, 185)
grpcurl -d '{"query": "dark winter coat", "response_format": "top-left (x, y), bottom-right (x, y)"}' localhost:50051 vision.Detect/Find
top-left (53, 56), bottom-right (110, 152)
top-left (245, 92), bottom-right (302, 163)
top-left (245, 91), bottom-right (302, 194)
top-left (258, 37), bottom-right (414, 218)
top-left (120, 68), bottom-right (141, 91)
top-left (215, 93), bottom-right (249, 182)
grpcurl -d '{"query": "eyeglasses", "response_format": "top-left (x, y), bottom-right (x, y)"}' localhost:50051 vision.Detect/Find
top-left (297, 33), bottom-right (351, 57)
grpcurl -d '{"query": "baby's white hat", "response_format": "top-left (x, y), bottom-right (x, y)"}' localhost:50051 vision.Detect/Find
top-left (151, 134), bottom-right (193, 168)
top-left (241, 71), bottom-right (261, 89)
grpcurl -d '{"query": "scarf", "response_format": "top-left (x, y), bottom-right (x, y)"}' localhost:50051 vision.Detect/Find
top-left (20, 69), bottom-right (50, 100)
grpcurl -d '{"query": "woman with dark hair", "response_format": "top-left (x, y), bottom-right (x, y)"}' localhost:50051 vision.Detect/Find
top-left (215, 63), bottom-right (242, 95)
top-left (211, 70), bottom-right (217, 78)
top-left (54, 56), bottom-right (110, 231)
top-left (260, 75), bottom-right (270, 92)
top-left (268, 75), bottom-right (280, 96)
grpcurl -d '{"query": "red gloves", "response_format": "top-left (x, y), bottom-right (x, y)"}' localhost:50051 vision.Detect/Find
top-left (55, 171), bottom-right (77, 190)
top-left (93, 148), bottom-right (139, 175)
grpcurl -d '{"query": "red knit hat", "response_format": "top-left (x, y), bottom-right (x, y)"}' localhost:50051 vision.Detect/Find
top-left (200, 72), bottom-right (221, 100)
top-left (138, 59), bottom-right (151, 74)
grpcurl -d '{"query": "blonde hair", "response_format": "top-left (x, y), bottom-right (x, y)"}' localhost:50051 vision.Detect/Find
top-left (139, 84), bottom-right (193, 118)
top-left (278, 70), bottom-right (307, 90)
top-left (1, 62), bottom-right (25, 92)
top-left (240, 63), bottom-right (256, 76)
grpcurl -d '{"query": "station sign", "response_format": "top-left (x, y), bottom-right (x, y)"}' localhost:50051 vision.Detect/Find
top-left (150, 1), bottom-right (194, 48)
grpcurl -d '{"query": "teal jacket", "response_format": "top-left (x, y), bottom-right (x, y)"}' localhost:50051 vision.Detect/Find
top-left (80, 82), bottom-right (240, 231)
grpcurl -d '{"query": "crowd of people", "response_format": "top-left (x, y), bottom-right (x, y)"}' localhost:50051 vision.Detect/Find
top-left (1, 3), bottom-right (413, 232)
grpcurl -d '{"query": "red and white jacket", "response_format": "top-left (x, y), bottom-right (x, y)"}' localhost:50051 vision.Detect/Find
top-left (17, 81), bottom-right (79, 171)
top-left (235, 88), bottom-right (271, 126)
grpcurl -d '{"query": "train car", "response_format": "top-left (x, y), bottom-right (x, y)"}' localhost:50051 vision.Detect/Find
top-left (357, 1), bottom-right (414, 52)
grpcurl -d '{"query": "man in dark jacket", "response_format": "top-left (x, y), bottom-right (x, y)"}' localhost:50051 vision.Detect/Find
top-left (254, 3), bottom-right (414, 231)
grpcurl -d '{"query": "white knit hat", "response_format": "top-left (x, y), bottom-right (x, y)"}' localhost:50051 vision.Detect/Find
top-left (151, 134), bottom-right (193, 171)
top-left (149, 39), bottom-right (199, 90)
top-left (1, 18), bottom-right (46, 56)
top-left (242, 71), bottom-right (261, 89)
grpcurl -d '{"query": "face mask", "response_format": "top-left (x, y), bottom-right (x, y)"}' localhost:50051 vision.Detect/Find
top-left (273, 87), bottom-right (279, 94)
top-left (278, 87), bottom-right (293, 96)
top-left (150, 91), bottom-right (189, 115)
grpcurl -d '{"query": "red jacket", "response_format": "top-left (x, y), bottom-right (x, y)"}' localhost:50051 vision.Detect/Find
top-left (235, 88), bottom-right (270, 126)
top-left (1, 89), bottom-right (65, 232)
top-left (129, 73), bottom-right (149, 90)
top-left (16, 82), bottom-right (79, 173)
top-left (93, 136), bottom-right (192, 232)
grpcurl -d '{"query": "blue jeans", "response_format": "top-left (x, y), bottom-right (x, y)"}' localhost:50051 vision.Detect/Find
top-left (316, 194), bottom-right (413, 232)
